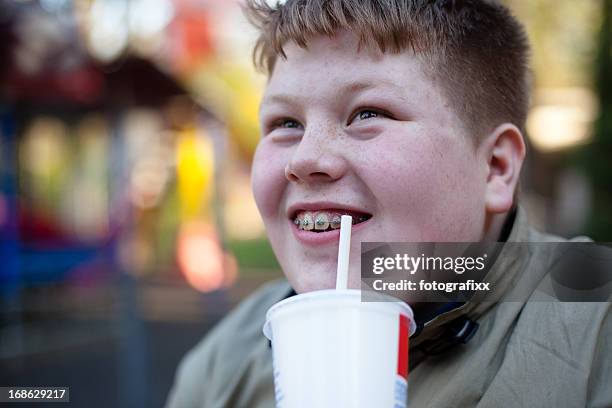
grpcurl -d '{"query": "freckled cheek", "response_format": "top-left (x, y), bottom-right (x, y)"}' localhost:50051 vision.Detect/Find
top-left (251, 144), bottom-right (288, 219)
top-left (356, 138), bottom-right (443, 204)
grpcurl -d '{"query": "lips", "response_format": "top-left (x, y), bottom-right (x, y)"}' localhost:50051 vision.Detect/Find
top-left (288, 202), bottom-right (372, 218)
top-left (286, 202), bottom-right (373, 244)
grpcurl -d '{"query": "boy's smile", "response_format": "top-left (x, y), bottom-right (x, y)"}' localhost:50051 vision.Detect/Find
top-left (251, 31), bottom-right (489, 294)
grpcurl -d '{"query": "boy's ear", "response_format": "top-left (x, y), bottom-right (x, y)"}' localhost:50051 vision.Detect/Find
top-left (480, 123), bottom-right (526, 214)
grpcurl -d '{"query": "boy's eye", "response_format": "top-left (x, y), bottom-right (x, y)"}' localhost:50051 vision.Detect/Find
top-left (274, 119), bottom-right (302, 129)
top-left (264, 117), bottom-right (304, 138)
top-left (357, 110), bottom-right (379, 120)
top-left (348, 109), bottom-right (389, 125)
top-left (280, 119), bottom-right (302, 128)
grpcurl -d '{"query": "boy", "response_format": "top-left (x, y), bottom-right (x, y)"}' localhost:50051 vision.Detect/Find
top-left (166, 1), bottom-right (611, 407)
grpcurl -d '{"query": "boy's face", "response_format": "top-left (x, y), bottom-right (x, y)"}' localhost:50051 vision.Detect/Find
top-left (252, 31), bottom-right (489, 293)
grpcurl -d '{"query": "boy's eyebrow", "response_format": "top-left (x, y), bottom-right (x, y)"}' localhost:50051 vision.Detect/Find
top-left (260, 93), bottom-right (298, 111)
top-left (260, 79), bottom-right (405, 114)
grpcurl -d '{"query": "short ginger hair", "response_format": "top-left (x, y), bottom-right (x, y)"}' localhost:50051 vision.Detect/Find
top-left (244, 0), bottom-right (531, 140)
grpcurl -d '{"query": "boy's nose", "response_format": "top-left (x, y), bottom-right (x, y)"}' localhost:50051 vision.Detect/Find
top-left (284, 131), bottom-right (348, 184)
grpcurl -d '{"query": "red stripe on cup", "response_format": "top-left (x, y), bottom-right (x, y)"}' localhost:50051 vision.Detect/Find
top-left (397, 314), bottom-right (409, 379)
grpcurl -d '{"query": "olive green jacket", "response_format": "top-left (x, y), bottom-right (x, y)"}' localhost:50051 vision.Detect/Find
top-left (166, 208), bottom-right (611, 407)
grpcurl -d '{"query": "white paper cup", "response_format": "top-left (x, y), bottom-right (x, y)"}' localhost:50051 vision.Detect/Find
top-left (263, 289), bottom-right (416, 408)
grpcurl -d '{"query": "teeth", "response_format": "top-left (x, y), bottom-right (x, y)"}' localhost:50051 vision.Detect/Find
top-left (353, 215), bottom-right (369, 225)
top-left (302, 212), bottom-right (314, 230)
top-left (314, 212), bottom-right (329, 230)
top-left (330, 214), bottom-right (341, 229)
top-left (294, 211), bottom-right (369, 231)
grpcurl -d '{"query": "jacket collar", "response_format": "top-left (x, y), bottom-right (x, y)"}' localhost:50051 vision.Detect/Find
top-left (410, 206), bottom-right (532, 346)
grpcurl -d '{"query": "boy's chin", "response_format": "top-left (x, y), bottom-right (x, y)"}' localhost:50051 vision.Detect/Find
top-left (289, 273), bottom-right (362, 294)
top-left (292, 280), bottom-right (335, 294)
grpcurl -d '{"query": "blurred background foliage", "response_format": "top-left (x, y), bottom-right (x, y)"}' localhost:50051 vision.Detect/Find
top-left (581, 0), bottom-right (612, 240)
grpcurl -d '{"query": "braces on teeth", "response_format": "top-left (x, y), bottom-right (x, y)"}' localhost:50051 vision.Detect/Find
top-left (294, 211), bottom-right (370, 232)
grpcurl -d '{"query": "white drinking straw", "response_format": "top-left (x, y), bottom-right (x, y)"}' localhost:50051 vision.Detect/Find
top-left (335, 215), bottom-right (352, 290)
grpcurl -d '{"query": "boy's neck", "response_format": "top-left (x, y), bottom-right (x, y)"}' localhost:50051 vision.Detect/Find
top-left (483, 207), bottom-right (517, 242)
